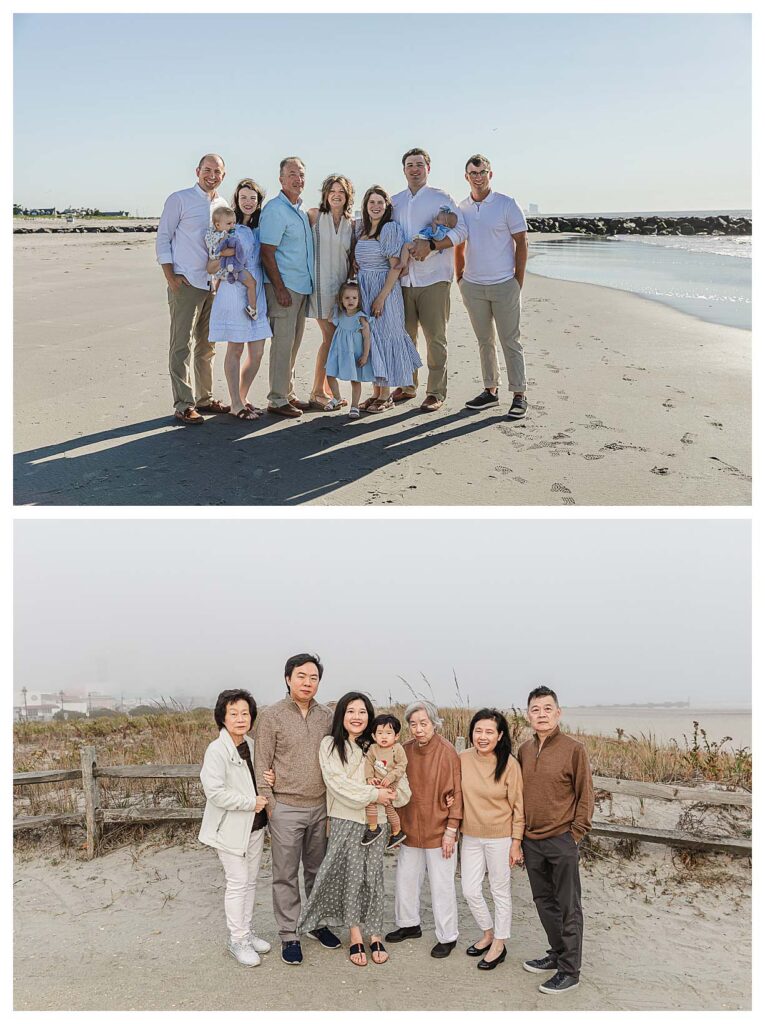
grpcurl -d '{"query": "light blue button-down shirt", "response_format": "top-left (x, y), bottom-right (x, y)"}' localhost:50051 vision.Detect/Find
top-left (258, 191), bottom-right (314, 295)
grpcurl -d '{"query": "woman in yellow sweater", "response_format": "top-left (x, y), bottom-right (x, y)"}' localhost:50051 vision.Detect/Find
top-left (459, 708), bottom-right (525, 971)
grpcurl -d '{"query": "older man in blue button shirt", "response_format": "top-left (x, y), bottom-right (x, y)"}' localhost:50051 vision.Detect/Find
top-left (259, 158), bottom-right (315, 419)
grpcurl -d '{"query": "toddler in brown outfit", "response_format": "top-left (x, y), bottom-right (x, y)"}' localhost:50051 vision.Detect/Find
top-left (362, 715), bottom-right (408, 850)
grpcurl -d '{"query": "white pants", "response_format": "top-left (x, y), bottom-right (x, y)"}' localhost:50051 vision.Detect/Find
top-left (394, 844), bottom-right (459, 944)
top-left (460, 835), bottom-right (513, 940)
top-left (216, 828), bottom-right (265, 942)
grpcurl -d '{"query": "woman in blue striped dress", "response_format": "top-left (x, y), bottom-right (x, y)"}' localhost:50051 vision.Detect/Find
top-left (354, 186), bottom-right (422, 413)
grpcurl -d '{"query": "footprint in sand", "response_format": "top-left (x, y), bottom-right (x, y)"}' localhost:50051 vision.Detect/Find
top-left (513, 476), bottom-right (527, 484)
top-left (493, 465), bottom-right (513, 475)
top-left (561, 496), bottom-right (576, 505)
top-left (551, 482), bottom-right (571, 493)
top-left (709, 457), bottom-right (751, 481)
top-left (582, 453), bottom-right (605, 460)
top-left (662, 399), bottom-right (675, 410)
top-left (557, 390), bottom-right (570, 401)
top-left (601, 440), bottom-right (648, 453)
top-left (708, 420), bottom-right (724, 430)
top-left (651, 466), bottom-right (670, 475)
top-left (680, 432), bottom-right (697, 445)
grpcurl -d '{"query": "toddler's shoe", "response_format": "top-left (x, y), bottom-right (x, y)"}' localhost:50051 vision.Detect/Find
top-left (361, 826), bottom-right (383, 846)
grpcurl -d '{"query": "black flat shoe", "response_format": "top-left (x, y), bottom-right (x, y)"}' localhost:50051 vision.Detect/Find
top-left (466, 942), bottom-right (492, 957)
top-left (385, 926), bottom-right (422, 942)
top-left (430, 941), bottom-right (457, 959)
top-left (478, 946), bottom-right (507, 971)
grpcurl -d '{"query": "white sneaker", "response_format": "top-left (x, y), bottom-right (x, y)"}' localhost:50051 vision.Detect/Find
top-left (227, 938), bottom-right (260, 967)
top-left (246, 933), bottom-right (272, 954)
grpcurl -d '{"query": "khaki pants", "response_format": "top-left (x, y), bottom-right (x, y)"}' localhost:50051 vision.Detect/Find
top-left (266, 284), bottom-right (308, 407)
top-left (269, 801), bottom-right (327, 941)
top-left (402, 281), bottom-right (451, 401)
top-left (167, 284), bottom-right (215, 412)
top-left (459, 277), bottom-right (526, 392)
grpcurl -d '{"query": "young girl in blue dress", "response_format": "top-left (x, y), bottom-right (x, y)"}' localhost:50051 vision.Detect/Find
top-left (325, 281), bottom-right (374, 419)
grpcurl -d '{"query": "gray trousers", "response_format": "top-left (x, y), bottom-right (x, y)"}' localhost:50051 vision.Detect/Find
top-left (522, 832), bottom-right (584, 979)
top-left (269, 801), bottom-right (328, 941)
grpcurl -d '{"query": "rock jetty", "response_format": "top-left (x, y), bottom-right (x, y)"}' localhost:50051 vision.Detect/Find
top-left (13, 215), bottom-right (752, 236)
top-left (526, 214), bottom-right (751, 236)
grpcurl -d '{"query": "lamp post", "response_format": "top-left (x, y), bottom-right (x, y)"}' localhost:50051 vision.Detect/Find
top-left (22, 686), bottom-right (28, 721)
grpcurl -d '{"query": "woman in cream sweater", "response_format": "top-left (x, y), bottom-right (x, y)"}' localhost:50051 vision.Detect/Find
top-left (297, 692), bottom-right (411, 966)
top-left (459, 708), bottom-right (525, 971)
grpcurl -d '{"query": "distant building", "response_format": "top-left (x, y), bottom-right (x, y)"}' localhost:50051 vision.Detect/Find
top-left (528, 203), bottom-right (539, 216)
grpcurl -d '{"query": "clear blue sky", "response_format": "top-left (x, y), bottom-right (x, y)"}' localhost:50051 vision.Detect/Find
top-left (14, 13), bottom-right (751, 215)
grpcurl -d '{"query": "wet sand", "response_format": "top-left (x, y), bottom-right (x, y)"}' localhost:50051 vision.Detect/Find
top-left (14, 232), bottom-right (751, 506)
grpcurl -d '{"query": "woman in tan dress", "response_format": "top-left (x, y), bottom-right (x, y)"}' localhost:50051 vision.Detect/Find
top-left (307, 174), bottom-right (355, 410)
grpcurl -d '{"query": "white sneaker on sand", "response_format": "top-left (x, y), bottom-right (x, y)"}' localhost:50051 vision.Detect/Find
top-left (227, 938), bottom-right (260, 967)
top-left (246, 933), bottom-right (272, 954)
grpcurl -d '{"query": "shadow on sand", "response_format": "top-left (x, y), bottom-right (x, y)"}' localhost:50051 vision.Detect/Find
top-left (14, 406), bottom-right (507, 506)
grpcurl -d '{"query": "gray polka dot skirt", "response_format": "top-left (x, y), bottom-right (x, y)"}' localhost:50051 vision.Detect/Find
top-left (298, 817), bottom-right (389, 935)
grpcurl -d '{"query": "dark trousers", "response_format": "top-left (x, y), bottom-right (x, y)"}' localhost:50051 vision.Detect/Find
top-left (522, 832), bottom-right (584, 979)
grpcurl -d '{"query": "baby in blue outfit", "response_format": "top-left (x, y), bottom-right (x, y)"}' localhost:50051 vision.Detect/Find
top-left (414, 205), bottom-right (458, 243)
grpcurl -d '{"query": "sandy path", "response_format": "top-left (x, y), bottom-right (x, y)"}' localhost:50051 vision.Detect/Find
top-left (14, 233), bottom-right (750, 506)
top-left (13, 835), bottom-right (750, 1012)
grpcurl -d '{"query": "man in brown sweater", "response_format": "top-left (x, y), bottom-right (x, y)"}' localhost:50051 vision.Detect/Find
top-left (517, 686), bottom-right (594, 995)
top-left (254, 653), bottom-right (339, 965)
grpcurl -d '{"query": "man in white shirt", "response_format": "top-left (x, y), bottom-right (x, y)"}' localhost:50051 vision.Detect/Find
top-left (156, 153), bottom-right (231, 425)
top-left (391, 149), bottom-right (467, 412)
top-left (455, 154), bottom-right (529, 420)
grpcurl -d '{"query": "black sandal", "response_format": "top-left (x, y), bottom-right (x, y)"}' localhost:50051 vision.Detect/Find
top-left (349, 942), bottom-right (367, 966)
top-left (369, 940), bottom-right (388, 964)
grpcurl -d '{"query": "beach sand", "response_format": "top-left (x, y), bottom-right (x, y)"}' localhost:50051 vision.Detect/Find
top-left (13, 825), bottom-right (750, 1012)
top-left (14, 232), bottom-right (751, 505)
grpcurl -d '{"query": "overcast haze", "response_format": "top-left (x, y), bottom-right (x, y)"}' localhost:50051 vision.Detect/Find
top-left (13, 520), bottom-right (750, 709)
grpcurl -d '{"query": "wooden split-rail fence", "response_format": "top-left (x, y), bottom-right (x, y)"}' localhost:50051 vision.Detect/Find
top-left (13, 744), bottom-right (752, 860)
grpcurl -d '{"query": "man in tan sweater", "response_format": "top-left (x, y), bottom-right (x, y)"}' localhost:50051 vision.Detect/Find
top-left (254, 653), bottom-right (339, 965)
top-left (517, 686), bottom-right (594, 996)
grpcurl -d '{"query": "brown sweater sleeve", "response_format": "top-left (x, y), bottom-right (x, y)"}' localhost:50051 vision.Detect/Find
top-left (506, 757), bottom-right (525, 841)
top-left (571, 744), bottom-right (594, 842)
top-left (445, 743), bottom-right (463, 831)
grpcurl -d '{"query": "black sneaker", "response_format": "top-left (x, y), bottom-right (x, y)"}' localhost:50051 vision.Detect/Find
top-left (523, 954), bottom-right (558, 974)
top-left (281, 940), bottom-right (303, 965)
top-left (307, 927), bottom-right (341, 949)
top-left (538, 971), bottom-right (580, 994)
top-left (361, 826), bottom-right (383, 846)
top-left (430, 940), bottom-right (457, 959)
top-left (507, 394), bottom-right (528, 420)
top-left (386, 831), bottom-right (407, 850)
top-left (465, 389), bottom-right (500, 410)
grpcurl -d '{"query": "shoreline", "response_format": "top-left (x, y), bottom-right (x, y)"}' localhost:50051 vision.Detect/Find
top-left (14, 232), bottom-right (751, 506)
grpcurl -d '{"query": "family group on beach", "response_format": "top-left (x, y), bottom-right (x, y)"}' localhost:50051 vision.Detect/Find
top-left (199, 655), bottom-right (594, 996)
top-left (156, 149), bottom-right (529, 424)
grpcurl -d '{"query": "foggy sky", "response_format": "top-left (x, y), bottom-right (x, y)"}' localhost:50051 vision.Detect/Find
top-left (13, 520), bottom-right (751, 709)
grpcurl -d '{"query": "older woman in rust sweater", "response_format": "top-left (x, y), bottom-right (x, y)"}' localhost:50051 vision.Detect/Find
top-left (384, 700), bottom-right (463, 959)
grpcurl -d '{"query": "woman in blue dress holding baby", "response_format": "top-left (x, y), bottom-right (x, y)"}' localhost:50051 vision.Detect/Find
top-left (354, 186), bottom-right (422, 413)
top-left (208, 178), bottom-right (272, 420)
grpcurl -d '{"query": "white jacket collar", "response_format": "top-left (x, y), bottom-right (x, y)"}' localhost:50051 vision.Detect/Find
top-left (219, 728), bottom-right (253, 763)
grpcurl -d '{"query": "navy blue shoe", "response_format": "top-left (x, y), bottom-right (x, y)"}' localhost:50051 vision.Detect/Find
top-left (281, 940), bottom-right (303, 965)
top-left (307, 927), bottom-right (341, 949)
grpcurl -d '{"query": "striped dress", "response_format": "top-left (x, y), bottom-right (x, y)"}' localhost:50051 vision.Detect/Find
top-left (307, 212), bottom-right (353, 320)
top-left (355, 221), bottom-right (422, 388)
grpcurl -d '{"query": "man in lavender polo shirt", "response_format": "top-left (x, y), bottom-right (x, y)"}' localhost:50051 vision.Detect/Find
top-left (156, 153), bottom-right (231, 425)
top-left (455, 154), bottom-right (529, 421)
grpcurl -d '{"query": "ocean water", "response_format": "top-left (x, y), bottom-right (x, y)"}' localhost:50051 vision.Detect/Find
top-left (561, 707), bottom-right (751, 749)
top-left (528, 234), bottom-right (752, 329)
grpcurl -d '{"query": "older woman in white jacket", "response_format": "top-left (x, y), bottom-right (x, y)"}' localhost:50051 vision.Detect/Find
top-left (199, 689), bottom-right (270, 968)
top-left (295, 692), bottom-right (411, 967)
